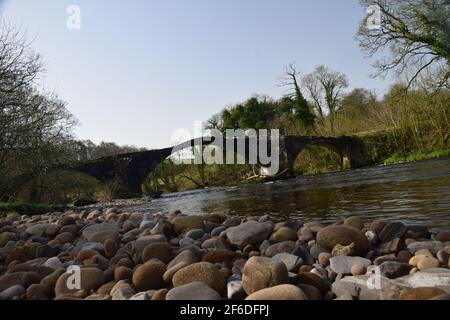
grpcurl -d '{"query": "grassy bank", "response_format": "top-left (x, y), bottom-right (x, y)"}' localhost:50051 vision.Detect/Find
top-left (0, 202), bottom-right (66, 216)
top-left (383, 149), bottom-right (450, 165)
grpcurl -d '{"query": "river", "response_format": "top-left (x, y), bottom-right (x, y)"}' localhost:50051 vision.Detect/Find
top-left (132, 157), bottom-right (450, 231)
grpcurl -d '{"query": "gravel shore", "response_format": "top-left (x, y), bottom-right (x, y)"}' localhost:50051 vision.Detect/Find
top-left (0, 207), bottom-right (449, 300)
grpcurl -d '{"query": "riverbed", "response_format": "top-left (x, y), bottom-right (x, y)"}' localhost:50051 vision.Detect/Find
top-left (132, 157), bottom-right (450, 231)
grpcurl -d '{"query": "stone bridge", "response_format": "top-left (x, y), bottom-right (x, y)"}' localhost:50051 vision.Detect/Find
top-left (60, 135), bottom-right (371, 198)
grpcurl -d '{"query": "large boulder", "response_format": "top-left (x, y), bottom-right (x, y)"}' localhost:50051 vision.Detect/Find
top-left (242, 256), bottom-right (289, 295)
top-left (226, 221), bottom-right (273, 248)
top-left (316, 225), bottom-right (371, 256)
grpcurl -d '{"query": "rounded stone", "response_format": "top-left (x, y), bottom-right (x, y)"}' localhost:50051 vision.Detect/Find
top-left (26, 283), bottom-right (51, 300)
top-left (44, 257), bottom-right (63, 270)
top-left (245, 284), bottom-right (307, 300)
top-left (318, 252), bottom-right (332, 266)
top-left (167, 250), bottom-right (198, 269)
top-left (316, 225), bottom-right (371, 256)
top-left (104, 239), bottom-right (118, 259)
top-left (202, 249), bottom-right (236, 265)
top-left (114, 266), bottom-right (133, 281)
top-left (270, 227), bottom-right (297, 243)
top-left (58, 216), bottom-right (76, 228)
top-left (400, 287), bottom-right (447, 300)
top-left (351, 264), bottom-right (367, 276)
top-left (172, 262), bottom-right (225, 294)
top-left (142, 242), bottom-right (172, 264)
top-left (242, 256), bottom-right (289, 295)
top-left (55, 232), bottom-right (74, 244)
top-left (417, 257), bottom-right (440, 270)
top-left (344, 216), bottom-right (364, 230)
top-left (132, 261), bottom-right (166, 291)
top-left (166, 282), bottom-right (221, 300)
top-left (21, 271), bottom-right (41, 288)
top-left (55, 267), bottom-right (106, 297)
top-left (297, 227), bottom-right (314, 242)
top-left (370, 219), bottom-right (388, 236)
top-left (151, 288), bottom-right (169, 300)
top-left (185, 229), bottom-right (205, 240)
top-left (171, 215), bottom-right (205, 235)
top-left (435, 232), bottom-right (450, 242)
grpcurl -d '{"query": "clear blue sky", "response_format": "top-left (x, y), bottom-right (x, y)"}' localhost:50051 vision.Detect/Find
top-left (1, 0), bottom-right (391, 149)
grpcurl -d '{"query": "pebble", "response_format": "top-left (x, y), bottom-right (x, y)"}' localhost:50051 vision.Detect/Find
top-left (378, 222), bottom-right (407, 242)
top-left (55, 267), bottom-right (106, 297)
top-left (227, 280), bottom-right (246, 300)
top-left (245, 284), bottom-right (307, 300)
top-left (272, 252), bottom-right (303, 272)
top-left (332, 243), bottom-right (355, 256)
top-left (400, 287), bottom-right (447, 300)
top-left (436, 232), bottom-right (450, 242)
top-left (318, 252), bottom-right (332, 266)
top-left (297, 227), bottom-right (314, 242)
top-left (379, 261), bottom-right (411, 278)
top-left (132, 261), bottom-right (166, 291)
top-left (114, 266), bottom-right (133, 281)
top-left (185, 229), bottom-right (205, 240)
top-left (417, 257), bottom-right (440, 270)
top-left (110, 280), bottom-right (135, 300)
top-left (225, 221), bottom-right (273, 248)
top-left (329, 256), bottom-right (372, 274)
top-left (242, 256), bottom-right (289, 295)
top-left (171, 215), bottom-right (205, 235)
top-left (166, 281), bottom-right (221, 300)
top-left (172, 262), bottom-right (225, 294)
top-left (351, 264), bottom-right (367, 276)
top-left (317, 225), bottom-right (370, 256)
top-left (44, 257), bottom-right (63, 270)
top-left (0, 285), bottom-right (25, 300)
top-left (343, 216), bottom-right (364, 230)
top-left (407, 241), bottom-right (444, 255)
top-left (310, 244), bottom-right (329, 260)
top-left (270, 227), bottom-right (297, 242)
top-left (142, 242), bottom-right (172, 264)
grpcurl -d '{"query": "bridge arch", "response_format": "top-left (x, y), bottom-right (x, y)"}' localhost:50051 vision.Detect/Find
top-left (58, 135), bottom-right (371, 198)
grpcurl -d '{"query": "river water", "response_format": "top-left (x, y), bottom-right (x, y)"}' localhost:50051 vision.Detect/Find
top-left (132, 157), bottom-right (450, 231)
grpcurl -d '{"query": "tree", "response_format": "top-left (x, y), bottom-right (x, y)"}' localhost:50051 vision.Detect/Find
top-left (280, 64), bottom-right (315, 132)
top-left (302, 65), bottom-right (349, 132)
top-left (357, 0), bottom-right (450, 90)
top-left (0, 21), bottom-right (77, 200)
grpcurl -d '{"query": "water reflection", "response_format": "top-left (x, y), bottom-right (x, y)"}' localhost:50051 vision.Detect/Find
top-left (133, 157), bottom-right (450, 231)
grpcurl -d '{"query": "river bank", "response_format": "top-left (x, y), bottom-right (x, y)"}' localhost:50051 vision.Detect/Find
top-left (0, 207), bottom-right (449, 300)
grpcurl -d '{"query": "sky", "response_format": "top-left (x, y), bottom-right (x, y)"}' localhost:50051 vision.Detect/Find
top-left (0, 0), bottom-right (392, 149)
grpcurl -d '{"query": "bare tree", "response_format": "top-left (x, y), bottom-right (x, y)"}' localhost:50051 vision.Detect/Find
top-left (357, 0), bottom-right (450, 90)
top-left (302, 65), bottom-right (349, 132)
top-left (0, 21), bottom-right (77, 199)
top-left (279, 64), bottom-right (315, 131)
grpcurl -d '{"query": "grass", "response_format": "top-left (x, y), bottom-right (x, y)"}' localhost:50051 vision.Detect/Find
top-left (0, 202), bottom-right (66, 216)
top-left (383, 149), bottom-right (450, 165)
